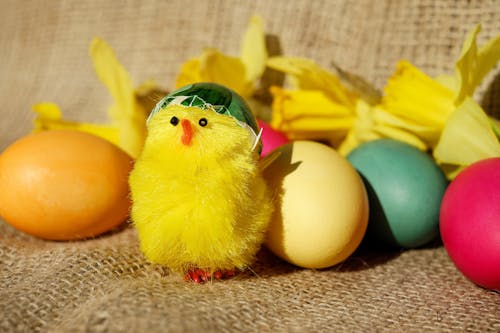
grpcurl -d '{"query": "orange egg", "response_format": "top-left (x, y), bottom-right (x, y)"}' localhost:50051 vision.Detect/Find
top-left (0, 130), bottom-right (133, 240)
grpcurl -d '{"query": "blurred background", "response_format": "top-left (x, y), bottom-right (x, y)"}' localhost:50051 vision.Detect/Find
top-left (1, 0), bottom-right (499, 150)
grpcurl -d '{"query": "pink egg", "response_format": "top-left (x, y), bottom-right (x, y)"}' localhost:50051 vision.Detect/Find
top-left (440, 158), bottom-right (500, 290)
top-left (258, 119), bottom-right (289, 157)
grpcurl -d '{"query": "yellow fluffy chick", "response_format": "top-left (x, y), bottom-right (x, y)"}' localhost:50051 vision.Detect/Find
top-left (129, 83), bottom-right (273, 282)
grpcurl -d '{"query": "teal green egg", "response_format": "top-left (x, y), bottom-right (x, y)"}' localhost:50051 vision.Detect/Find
top-left (346, 139), bottom-right (448, 248)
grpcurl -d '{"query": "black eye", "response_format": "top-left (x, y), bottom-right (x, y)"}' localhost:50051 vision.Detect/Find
top-left (170, 116), bottom-right (179, 126)
top-left (199, 118), bottom-right (208, 127)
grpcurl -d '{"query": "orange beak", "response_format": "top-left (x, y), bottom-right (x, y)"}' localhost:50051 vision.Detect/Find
top-left (181, 119), bottom-right (193, 146)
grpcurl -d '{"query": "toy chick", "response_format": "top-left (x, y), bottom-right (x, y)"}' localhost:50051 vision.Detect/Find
top-left (129, 83), bottom-right (273, 283)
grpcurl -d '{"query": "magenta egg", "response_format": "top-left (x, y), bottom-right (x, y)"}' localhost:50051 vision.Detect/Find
top-left (258, 119), bottom-right (289, 157)
top-left (440, 157), bottom-right (500, 290)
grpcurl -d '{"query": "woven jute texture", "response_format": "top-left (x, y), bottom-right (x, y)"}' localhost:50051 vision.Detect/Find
top-left (1, 1), bottom-right (499, 332)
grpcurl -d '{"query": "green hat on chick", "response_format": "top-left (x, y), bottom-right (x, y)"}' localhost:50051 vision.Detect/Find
top-left (149, 82), bottom-right (262, 152)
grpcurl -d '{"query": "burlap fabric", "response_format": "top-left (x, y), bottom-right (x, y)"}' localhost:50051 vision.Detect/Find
top-left (1, 1), bottom-right (499, 332)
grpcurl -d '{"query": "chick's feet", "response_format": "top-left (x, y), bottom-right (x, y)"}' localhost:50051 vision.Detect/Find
top-left (184, 269), bottom-right (236, 283)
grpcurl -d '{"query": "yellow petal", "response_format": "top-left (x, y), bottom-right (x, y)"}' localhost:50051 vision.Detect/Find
top-left (90, 37), bottom-right (147, 158)
top-left (438, 25), bottom-right (500, 105)
top-left (32, 102), bottom-right (120, 144)
top-left (199, 48), bottom-right (253, 98)
top-left (373, 125), bottom-right (428, 151)
top-left (240, 15), bottom-right (267, 83)
top-left (108, 103), bottom-right (147, 158)
top-left (374, 105), bottom-right (436, 143)
top-left (381, 60), bottom-right (455, 146)
top-left (174, 17), bottom-right (268, 99)
top-left (90, 37), bottom-right (135, 118)
top-left (280, 116), bottom-right (353, 132)
top-left (175, 57), bottom-right (203, 88)
top-left (433, 97), bottom-right (500, 178)
top-left (476, 30), bottom-right (500, 92)
top-left (270, 86), bottom-right (352, 120)
top-left (434, 74), bottom-right (458, 92)
top-left (267, 57), bottom-right (358, 107)
top-left (270, 86), bottom-right (353, 140)
top-left (370, 106), bottom-right (429, 150)
top-left (337, 100), bottom-right (379, 155)
top-left (337, 101), bottom-right (428, 156)
top-left (454, 24), bottom-right (481, 104)
top-left (32, 102), bottom-right (63, 128)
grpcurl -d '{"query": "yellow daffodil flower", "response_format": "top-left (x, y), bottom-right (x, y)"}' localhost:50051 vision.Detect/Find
top-left (381, 60), bottom-right (456, 147)
top-left (267, 57), bottom-right (427, 155)
top-left (268, 24), bottom-right (500, 173)
top-left (270, 85), bottom-right (353, 146)
top-left (33, 37), bottom-right (156, 158)
top-left (382, 25), bottom-right (500, 147)
top-left (267, 57), bottom-right (357, 148)
top-left (434, 97), bottom-right (500, 178)
top-left (175, 15), bottom-right (267, 99)
top-left (380, 24), bottom-right (500, 178)
top-left (33, 102), bottom-right (120, 143)
top-left (441, 24), bottom-right (500, 105)
top-left (337, 100), bottom-right (428, 156)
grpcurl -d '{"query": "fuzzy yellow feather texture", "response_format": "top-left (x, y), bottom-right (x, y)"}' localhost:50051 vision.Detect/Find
top-left (129, 105), bottom-right (273, 274)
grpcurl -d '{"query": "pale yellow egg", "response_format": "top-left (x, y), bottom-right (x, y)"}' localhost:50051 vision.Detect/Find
top-left (263, 141), bottom-right (369, 269)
